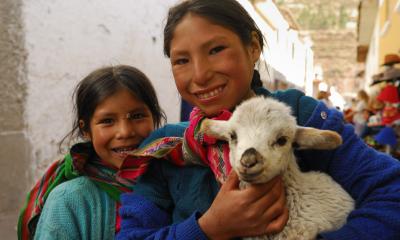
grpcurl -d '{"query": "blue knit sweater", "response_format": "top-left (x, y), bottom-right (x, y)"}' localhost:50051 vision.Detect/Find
top-left (117, 88), bottom-right (400, 240)
top-left (34, 177), bottom-right (116, 240)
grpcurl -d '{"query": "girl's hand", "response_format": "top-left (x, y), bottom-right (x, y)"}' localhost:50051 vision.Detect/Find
top-left (198, 171), bottom-right (288, 239)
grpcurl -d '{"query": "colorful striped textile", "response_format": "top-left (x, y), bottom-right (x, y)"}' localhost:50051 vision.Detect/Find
top-left (17, 138), bottom-right (184, 240)
top-left (183, 107), bottom-right (233, 183)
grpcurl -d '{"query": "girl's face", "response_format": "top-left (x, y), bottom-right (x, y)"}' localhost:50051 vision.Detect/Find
top-left (83, 88), bottom-right (154, 168)
top-left (169, 14), bottom-right (261, 117)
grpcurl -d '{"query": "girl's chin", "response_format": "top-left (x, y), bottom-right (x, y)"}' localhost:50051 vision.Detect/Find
top-left (105, 155), bottom-right (125, 168)
top-left (200, 105), bottom-right (231, 117)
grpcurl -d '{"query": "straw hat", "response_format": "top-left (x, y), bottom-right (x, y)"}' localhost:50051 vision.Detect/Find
top-left (381, 54), bottom-right (400, 66)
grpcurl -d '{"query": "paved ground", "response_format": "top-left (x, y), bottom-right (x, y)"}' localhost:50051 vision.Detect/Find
top-left (0, 209), bottom-right (18, 240)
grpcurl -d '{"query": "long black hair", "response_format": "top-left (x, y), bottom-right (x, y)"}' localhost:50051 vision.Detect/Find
top-left (60, 65), bottom-right (166, 149)
top-left (163, 0), bottom-right (264, 88)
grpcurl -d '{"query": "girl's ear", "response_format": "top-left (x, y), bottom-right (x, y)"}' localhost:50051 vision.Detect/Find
top-left (249, 31), bottom-right (261, 63)
top-left (79, 120), bottom-right (91, 141)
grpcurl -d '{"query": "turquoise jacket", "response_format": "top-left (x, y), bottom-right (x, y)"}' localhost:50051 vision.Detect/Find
top-left (34, 177), bottom-right (116, 240)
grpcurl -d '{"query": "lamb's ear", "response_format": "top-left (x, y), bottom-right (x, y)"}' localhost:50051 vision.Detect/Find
top-left (294, 126), bottom-right (342, 150)
top-left (199, 119), bottom-right (230, 141)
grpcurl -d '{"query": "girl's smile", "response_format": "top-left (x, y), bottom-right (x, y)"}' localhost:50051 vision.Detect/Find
top-left (170, 14), bottom-right (261, 117)
top-left (194, 85), bottom-right (225, 102)
top-left (84, 88), bottom-right (154, 168)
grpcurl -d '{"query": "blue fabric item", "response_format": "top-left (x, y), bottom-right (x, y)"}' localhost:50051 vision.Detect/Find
top-left (34, 177), bottom-right (116, 240)
top-left (139, 122), bottom-right (189, 148)
top-left (374, 126), bottom-right (398, 146)
top-left (117, 194), bottom-right (207, 240)
top-left (118, 88), bottom-right (400, 240)
top-left (180, 99), bottom-right (193, 122)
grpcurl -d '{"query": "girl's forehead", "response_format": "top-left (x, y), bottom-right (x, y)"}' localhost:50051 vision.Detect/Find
top-left (96, 88), bottom-right (141, 109)
top-left (170, 14), bottom-right (241, 53)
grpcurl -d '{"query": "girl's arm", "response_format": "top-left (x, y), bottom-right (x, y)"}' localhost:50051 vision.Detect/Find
top-left (118, 161), bottom-right (288, 240)
top-left (117, 159), bottom-right (207, 240)
top-left (303, 103), bottom-right (400, 240)
top-left (117, 194), bottom-right (208, 240)
top-left (139, 122), bottom-right (189, 147)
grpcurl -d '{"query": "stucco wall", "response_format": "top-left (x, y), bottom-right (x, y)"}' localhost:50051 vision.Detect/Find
top-left (1, 0), bottom-right (180, 236)
top-left (23, 0), bottom-right (180, 180)
top-left (0, 0), bottom-right (30, 236)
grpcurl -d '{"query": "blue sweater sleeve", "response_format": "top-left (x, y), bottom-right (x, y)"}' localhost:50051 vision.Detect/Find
top-left (140, 123), bottom-right (188, 147)
top-left (303, 103), bottom-right (400, 240)
top-left (117, 194), bottom-right (208, 240)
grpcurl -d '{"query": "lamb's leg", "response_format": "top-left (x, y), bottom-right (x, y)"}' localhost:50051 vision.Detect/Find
top-left (243, 235), bottom-right (271, 240)
top-left (280, 222), bottom-right (318, 240)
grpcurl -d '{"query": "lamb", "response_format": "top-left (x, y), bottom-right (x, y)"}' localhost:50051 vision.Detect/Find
top-left (200, 96), bottom-right (354, 240)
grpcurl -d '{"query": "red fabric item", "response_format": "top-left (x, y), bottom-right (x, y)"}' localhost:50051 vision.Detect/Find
top-left (184, 107), bottom-right (233, 183)
top-left (115, 202), bottom-right (121, 233)
top-left (382, 106), bottom-right (400, 125)
top-left (377, 85), bottom-right (400, 103)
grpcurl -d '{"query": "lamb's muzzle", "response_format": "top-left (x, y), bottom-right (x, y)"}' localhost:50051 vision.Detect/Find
top-left (240, 148), bottom-right (258, 168)
top-left (239, 147), bottom-right (265, 182)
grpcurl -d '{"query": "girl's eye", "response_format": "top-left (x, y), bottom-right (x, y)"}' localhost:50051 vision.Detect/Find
top-left (98, 118), bottom-right (114, 125)
top-left (210, 46), bottom-right (225, 55)
top-left (127, 112), bottom-right (146, 120)
top-left (173, 58), bottom-right (188, 65)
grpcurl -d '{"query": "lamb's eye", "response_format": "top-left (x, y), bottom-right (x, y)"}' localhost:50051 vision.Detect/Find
top-left (276, 136), bottom-right (287, 146)
top-left (230, 131), bottom-right (237, 141)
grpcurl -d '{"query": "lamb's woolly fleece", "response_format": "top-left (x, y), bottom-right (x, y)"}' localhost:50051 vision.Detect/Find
top-left (203, 97), bottom-right (354, 240)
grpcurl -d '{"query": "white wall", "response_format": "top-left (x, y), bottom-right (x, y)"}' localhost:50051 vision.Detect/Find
top-left (23, 0), bottom-right (180, 179)
top-left (238, 0), bottom-right (314, 92)
top-left (364, 11), bottom-right (380, 88)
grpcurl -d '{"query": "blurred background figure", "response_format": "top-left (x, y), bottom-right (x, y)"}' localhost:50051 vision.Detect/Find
top-left (317, 90), bottom-right (333, 108)
top-left (345, 90), bottom-right (370, 136)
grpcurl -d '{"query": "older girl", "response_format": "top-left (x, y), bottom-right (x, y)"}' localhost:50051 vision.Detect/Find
top-left (119, 1), bottom-right (400, 239)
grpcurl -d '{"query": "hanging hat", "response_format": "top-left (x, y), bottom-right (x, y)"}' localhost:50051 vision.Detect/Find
top-left (374, 126), bottom-right (397, 146)
top-left (377, 85), bottom-right (400, 103)
top-left (381, 54), bottom-right (400, 66)
top-left (379, 67), bottom-right (400, 81)
top-left (370, 72), bottom-right (385, 86)
top-left (370, 68), bottom-right (400, 86)
top-left (372, 72), bottom-right (383, 81)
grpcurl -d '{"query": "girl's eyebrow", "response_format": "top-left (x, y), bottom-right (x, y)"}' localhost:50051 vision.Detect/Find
top-left (94, 106), bottom-right (148, 118)
top-left (171, 35), bottom-right (228, 56)
top-left (92, 111), bottom-right (115, 119)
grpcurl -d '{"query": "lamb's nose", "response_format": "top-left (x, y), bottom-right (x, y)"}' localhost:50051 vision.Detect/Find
top-left (240, 148), bottom-right (258, 168)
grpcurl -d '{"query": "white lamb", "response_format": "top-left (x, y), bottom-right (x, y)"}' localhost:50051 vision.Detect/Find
top-left (200, 96), bottom-right (354, 240)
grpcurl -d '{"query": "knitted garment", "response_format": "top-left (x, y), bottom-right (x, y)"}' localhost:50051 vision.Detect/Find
top-left (18, 139), bottom-right (184, 240)
top-left (33, 177), bottom-right (117, 240)
top-left (119, 102), bottom-right (400, 240)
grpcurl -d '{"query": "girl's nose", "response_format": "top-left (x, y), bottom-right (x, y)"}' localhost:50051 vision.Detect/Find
top-left (116, 121), bottom-right (135, 139)
top-left (192, 57), bottom-right (213, 85)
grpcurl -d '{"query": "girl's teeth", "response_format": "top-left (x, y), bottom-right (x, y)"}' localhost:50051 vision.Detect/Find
top-left (113, 147), bottom-right (136, 153)
top-left (198, 87), bottom-right (223, 99)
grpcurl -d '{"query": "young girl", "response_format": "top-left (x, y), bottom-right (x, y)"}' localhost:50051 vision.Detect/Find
top-left (18, 65), bottom-right (166, 240)
top-left (118, 0), bottom-right (400, 239)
